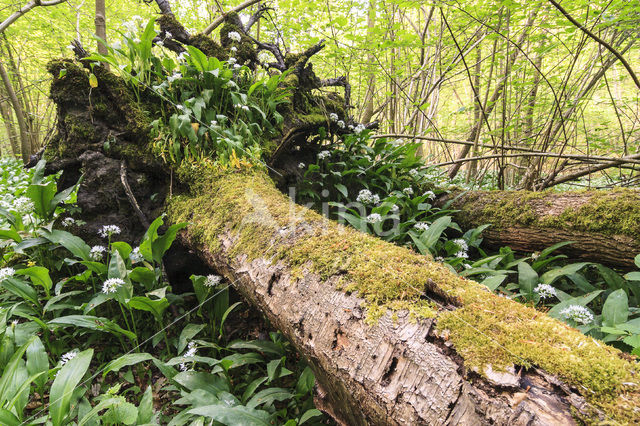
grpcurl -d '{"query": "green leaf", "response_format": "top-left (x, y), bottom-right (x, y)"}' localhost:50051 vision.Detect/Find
top-left (518, 262), bottom-right (538, 300)
top-left (299, 409), bottom-right (323, 425)
top-left (0, 408), bottom-right (20, 426)
top-left (602, 289), bottom-right (629, 327)
top-left (540, 262), bottom-right (591, 285)
top-left (42, 229), bottom-right (91, 261)
top-left (111, 242), bottom-right (132, 261)
top-left (481, 275), bottom-right (507, 291)
top-left (246, 387), bottom-right (293, 409)
top-left (0, 336), bottom-right (36, 406)
top-left (178, 324), bottom-right (206, 354)
top-left (77, 397), bottom-right (122, 426)
top-left (16, 266), bottom-right (52, 296)
top-left (547, 290), bottom-right (603, 319)
top-left (137, 386), bottom-right (154, 424)
top-left (50, 349), bottom-right (93, 426)
top-left (295, 366), bottom-right (315, 395)
top-left (49, 315), bottom-right (136, 341)
top-left (26, 182), bottom-right (57, 219)
top-left (130, 267), bottom-right (156, 290)
top-left (140, 216), bottom-right (165, 262)
top-left (635, 254), bottom-right (640, 269)
top-left (188, 404), bottom-right (271, 426)
top-left (334, 183), bottom-right (348, 198)
top-left (103, 353), bottom-right (156, 377)
top-left (219, 302), bottom-right (241, 336)
top-left (623, 334), bottom-right (640, 349)
top-left (26, 336), bottom-right (48, 390)
top-left (88, 73), bottom-right (98, 88)
top-left (624, 272), bottom-right (640, 281)
top-left (2, 278), bottom-right (39, 307)
top-left (104, 400), bottom-right (138, 425)
top-left (173, 371), bottom-right (229, 395)
top-left (108, 250), bottom-right (128, 280)
top-left (128, 297), bottom-right (169, 323)
top-left (241, 377), bottom-right (267, 403)
top-left (152, 222), bottom-right (188, 264)
top-left (422, 216), bottom-right (451, 249)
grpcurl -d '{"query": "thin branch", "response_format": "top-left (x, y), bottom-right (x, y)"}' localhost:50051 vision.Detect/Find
top-left (429, 152), bottom-right (640, 168)
top-left (548, 0), bottom-right (640, 90)
top-left (203, 0), bottom-right (262, 35)
top-left (0, 0), bottom-right (67, 33)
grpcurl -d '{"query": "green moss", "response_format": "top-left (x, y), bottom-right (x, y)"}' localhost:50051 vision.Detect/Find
top-left (166, 167), bottom-right (640, 423)
top-left (219, 16), bottom-right (257, 67)
top-left (189, 34), bottom-right (227, 59)
top-left (456, 189), bottom-right (640, 239)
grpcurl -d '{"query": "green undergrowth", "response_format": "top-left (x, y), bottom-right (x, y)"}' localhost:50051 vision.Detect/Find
top-left (457, 188), bottom-right (640, 238)
top-left (167, 167), bottom-right (640, 421)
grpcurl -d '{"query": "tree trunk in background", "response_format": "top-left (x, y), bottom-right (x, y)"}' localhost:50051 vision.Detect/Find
top-left (95, 0), bottom-right (108, 59)
top-left (0, 60), bottom-right (29, 162)
top-left (0, 96), bottom-right (19, 157)
top-left (438, 189), bottom-right (640, 267)
top-left (360, 0), bottom-right (376, 124)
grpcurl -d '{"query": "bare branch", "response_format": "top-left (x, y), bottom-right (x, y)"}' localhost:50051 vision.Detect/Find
top-left (203, 0), bottom-right (262, 35)
top-left (0, 0), bottom-right (67, 33)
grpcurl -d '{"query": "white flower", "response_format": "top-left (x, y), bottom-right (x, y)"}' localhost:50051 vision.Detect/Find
top-left (328, 113), bottom-right (338, 122)
top-left (354, 124), bottom-right (366, 134)
top-left (409, 169), bottom-right (419, 178)
top-left (176, 104), bottom-right (185, 111)
top-left (456, 251), bottom-right (469, 259)
top-left (60, 350), bottom-right (78, 366)
top-left (560, 305), bottom-right (594, 325)
top-left (233, 64), bottom-right (242, 70)
top-left (90, 245), bottom-right (107, 261)
top-left (133, 38), bottom-right (141, 44)
top-left (210, 120), bottom-right (218, 127)
top-left (111, 41), bottom-right (122, 50)
top-left (13, 197), bottom-right (34, 214)
top-left (129, 247), bottom-right (144, 264)
top-left (453, 239), bottom-right (468, 252)
top-left (298, 163), bottom-right (305, 169)
top-left (414, 222), bottom-right (430, 231)
top-left (403, 187), bottom-right (414, 195)
top-left (228, 57), bottom-right (237, 65)
top-left (317, 150), bottom-right (331, 160)
top-left (66, 44), bottom-right (74, 50)
top-left (0, 267), bottom-right (15, 281)
top-left (177, 52), bottom-right (188, 61)
top-left (435, 256), bottom-right (444, 262)
top-left (390, 204), bottom-right (399, 213)
top-left (242, 105), bottom-right (250, 111)
top-left (102, 278), bottom-right (125, 294)
top-left (367, 213), bottom-right (382, 224)
top-left (184, 341), bottom-right (197, 358)
top-left (98, 225), bottom-right (121, 238)
top-left (165, 31), bottom-right (172, 38)
top-left (156, 40), bottom-right (164, 47)
top-left (204, 274), bottom-right (222, 287)
top-left (336, 120), bottom-right (345, 129)
top-left (10, 319), bottom-right (18, 327)
top-left (534, 284), bottom-right (557, 300)
top-left (227, 31), bottom-right (241, 42)
top-left (257, 50), bottom-right (271, 64)
top-left (230, 46), bottom-right (237, 52)
top-left (62, 217), bottom-right (75, 227)
top-left (356, 189), bottom-right (379, 205)
top-left (167, 72), bottom-right (182, 83)
top-left (423, 191), bottom-right (435, 200)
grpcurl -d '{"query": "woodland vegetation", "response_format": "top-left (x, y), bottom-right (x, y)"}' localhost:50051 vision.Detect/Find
top-left (0, 0), bottom-right (639, 424)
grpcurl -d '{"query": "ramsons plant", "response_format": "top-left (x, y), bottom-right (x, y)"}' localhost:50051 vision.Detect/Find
top-left (85, 18), bottom-right (290, 166)
top-left (0, 161), bottom-right (325, 424)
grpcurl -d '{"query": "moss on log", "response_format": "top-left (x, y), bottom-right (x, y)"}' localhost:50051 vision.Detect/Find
top-left (167, 166), bottom-right (640, 424)
top-left (440, 189), bottom-right (640, 267)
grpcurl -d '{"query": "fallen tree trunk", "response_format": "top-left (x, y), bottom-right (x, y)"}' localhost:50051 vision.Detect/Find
top-left (438, 189), bottom-right (640, 268)
top-left (166, 170), bottom-right (639, 424)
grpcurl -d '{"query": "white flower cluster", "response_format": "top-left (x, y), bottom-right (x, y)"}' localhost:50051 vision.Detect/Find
top-left (408, 169), bottom-right (419, 178)
top-left (60, 350), bottom-right (78, 366)
top-left (403, 187), bottom-right (414, 195)
top-left (534, 284), bottom-right (557, 299)
top-left (167, 72), bottom-right (182, 83)
top-left (257, 50), bottom-right (272, 64)
top-left (102, 278), bottom-right (125, 294)
top-left (423, 191), bottom-right (435, 200)
top-left (227, 31), bottom-right (242, 42)
top-left (130, 247), bottom-right (144, 264)
top-left (0, 267), bottom-right (15, 281)
top-left (298, 162), bottom-right (305, 169)
top-left (366, 213), bottom-right (382, 224)
top-left (13, 197), bottom-right (34, 214)
top-left (62, 217), bottom-right (75, 227)
top-left (353, 124), bottom-right (366, 135)
top-left (235, 103), bottom-right (250, 112)
top-left (329, 113), bottom-right (339, 122)
top-left (204, 274), bottom-right (222, 287)
top-left (414, 222), bottom-right (430, 231)
top-left (317, 150), bottom-right (331, 160)
top-left (228, 57), bottom-right (237, 65)
top-left (99, 225), bottom-right (121, 238)
top-left (453, 239), bottom-right (468, 252)
top-left (90, 245), bottom-right (107, 261)
top-left (560, 305), bottom-right (594, 325)
top-left (177, 52), bottom-right (189, 61)
top-left (390, 204), bottom-right (399, 213)
top-left (179, 341), bottom-right (197, 371)
top-left (356, 189), bottom-right (380, 205)
top-left (336, 120), bottom-right (345, 129)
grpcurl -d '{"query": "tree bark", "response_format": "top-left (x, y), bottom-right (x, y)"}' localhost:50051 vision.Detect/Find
top-left (438, 189), bottom-right (640, 267)
top-left (0, 59), bottom-right (29, 162)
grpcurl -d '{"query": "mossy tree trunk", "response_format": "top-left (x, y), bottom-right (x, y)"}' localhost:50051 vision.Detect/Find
top-left (439, 190), bottom-right (640, 268)
top-left (40, 11), bottom-right (640, 425)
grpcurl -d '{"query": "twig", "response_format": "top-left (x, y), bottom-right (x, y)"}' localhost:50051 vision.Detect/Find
top-left (203, 0), bottom-right (263, 35)
top-left (119, 160), bottom-right (150, 228)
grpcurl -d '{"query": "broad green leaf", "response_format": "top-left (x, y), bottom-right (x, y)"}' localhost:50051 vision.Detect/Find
top-left (26, 182), bottom-right (57, 219)
top-left (246, 387), bottom-right (293, 409)
top-left (295, 366), bottom-right (315, 395)
top-left (241, 377), bottom-right (267, 403)
top-left (16, 266), bottom-right (52, 296)
top-left (0, 408), bottom-right (20, 426)
top-left (173, 371), bottom-right (229, 394)
top-left (137, 386), bottom-right (154, 424)
top-left (547, 290), bottom-right (603, 319)
top-left (334, 183), bottom-right (348, 198)
top-left (0, 336), bottom-right (36, 406)
top-left (103, 353), bottom-right (156, 377)
top-left (50, 349), bottom-right (93, 426)
top-left (78, 397), bottom-right (122, 426)
top-left (152, 222), bottom-right (188, 264)
top-left (422, 216), bottom-right (451, 249)
top-left (178, 324), bottom-right (206, 354)
top-left (481, 275), bottom-right (507, 291)
top-left (602, 289), bottom-right (629, 327)
top-left (540, 263), bottom-right (591, 285)
top-left (26, 336), bottom-right (48, 390)
top-left (188, 404), bottom-right (271, 426)
top-left (128, 297), bottom-right (169, 323)
top-left (299, 409), bottom-right (323, 425)
top-left (41, 229), bottom-right (91, 261)
top-left (49, 315), bottom-right (136, 341)
top-left (2, 278), bottom-right (39, 307)
top-left (518, 262), bottom-right (538, 300)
